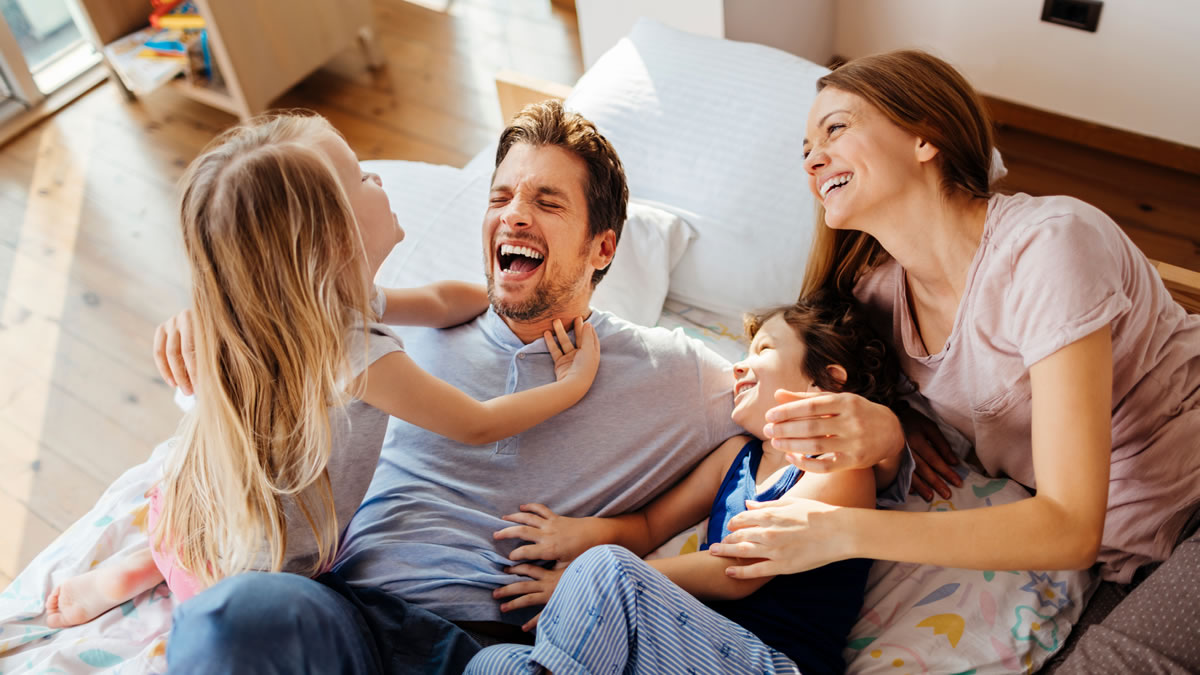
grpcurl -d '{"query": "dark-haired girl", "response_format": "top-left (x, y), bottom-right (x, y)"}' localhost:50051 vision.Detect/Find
top-left (466, 290), bottom-right (899, 675)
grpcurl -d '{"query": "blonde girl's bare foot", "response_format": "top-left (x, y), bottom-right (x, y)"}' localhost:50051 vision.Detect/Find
top-left (45, 569), bottom-right (120, 628)
top-left (45, 549), bottom-right (163, 628)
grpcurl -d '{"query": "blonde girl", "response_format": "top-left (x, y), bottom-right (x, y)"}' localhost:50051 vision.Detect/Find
top-left (44, 112), bottom-right (599, 628)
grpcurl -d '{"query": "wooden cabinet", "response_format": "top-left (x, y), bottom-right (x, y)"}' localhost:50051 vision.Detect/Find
top-left (72, 0), bottom-right (381, 120)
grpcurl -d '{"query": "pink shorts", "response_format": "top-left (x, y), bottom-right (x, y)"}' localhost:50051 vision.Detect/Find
top-left (147, 488), bottom-right (206, 603)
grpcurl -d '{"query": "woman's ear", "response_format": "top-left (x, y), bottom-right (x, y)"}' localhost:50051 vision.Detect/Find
top-left (915, 138), bottom-right (940, 164)
top-left (825, 364), bottom-right (848, 386)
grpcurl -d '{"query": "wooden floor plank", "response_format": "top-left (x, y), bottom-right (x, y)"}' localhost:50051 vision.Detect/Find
top-left (0, 416), bottom-right (110, 533)
top-left (0, 485), bottom-right (61, 582)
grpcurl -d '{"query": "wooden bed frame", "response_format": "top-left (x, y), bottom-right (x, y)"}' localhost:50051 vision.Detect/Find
top-left (495, 71), bottom-right (1200, 314)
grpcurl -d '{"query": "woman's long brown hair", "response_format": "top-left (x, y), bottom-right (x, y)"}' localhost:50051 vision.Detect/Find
top-left (800, 50), bottom-right (996, 298)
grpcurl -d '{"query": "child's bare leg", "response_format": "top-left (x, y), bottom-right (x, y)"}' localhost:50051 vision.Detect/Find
top-left (46, 548), bottom-right (163, 628)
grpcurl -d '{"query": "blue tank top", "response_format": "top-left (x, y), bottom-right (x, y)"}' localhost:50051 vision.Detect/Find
top-left (701, 438), bottom-right (871, 674)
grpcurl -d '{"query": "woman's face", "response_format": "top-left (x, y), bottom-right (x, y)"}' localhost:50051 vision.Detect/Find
top-left (802, 87), bottom-right (928, 230)
top-left (731, 315), bottom-right (815, 441)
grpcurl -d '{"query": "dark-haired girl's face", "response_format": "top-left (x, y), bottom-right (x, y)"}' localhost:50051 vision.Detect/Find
top-left (801, 87), bottom-right (927, 231)
top-left (732, 315), bottom-right (815, 441)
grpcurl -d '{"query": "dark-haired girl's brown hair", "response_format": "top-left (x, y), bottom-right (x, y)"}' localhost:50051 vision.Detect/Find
top-left (745, 288), bottom-right (905, 409)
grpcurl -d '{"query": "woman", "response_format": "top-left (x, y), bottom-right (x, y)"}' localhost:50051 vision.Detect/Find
top-left (708, 50), bottom-right (1200, 669)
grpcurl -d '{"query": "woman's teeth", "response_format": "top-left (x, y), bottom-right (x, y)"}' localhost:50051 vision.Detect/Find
top-left (819, 173), bottom-right (852, 199)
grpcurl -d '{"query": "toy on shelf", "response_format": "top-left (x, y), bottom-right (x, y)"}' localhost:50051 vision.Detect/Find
top-left (150, 1), bottom-right (205, 30)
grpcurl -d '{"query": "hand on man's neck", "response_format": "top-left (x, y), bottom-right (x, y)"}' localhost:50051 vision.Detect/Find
top-left (501, 298), bottom-right (595, 344)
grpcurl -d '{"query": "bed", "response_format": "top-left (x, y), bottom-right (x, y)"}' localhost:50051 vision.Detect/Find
top-left (1, 19), bottom-right (1104, 675)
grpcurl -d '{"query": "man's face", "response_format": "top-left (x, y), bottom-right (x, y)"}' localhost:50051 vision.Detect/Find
top-left (483, 143), bottom-right (599, 321)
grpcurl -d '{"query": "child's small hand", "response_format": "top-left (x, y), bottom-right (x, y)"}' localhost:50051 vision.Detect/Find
top-left (494, 561), bottom-right (567, 632)
top-left (545, 317), bottom-right (600, 388)
top-left (494, 503), bottom-right (594, 562)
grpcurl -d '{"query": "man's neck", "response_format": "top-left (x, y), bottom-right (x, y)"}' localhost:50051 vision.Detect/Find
top-left (500, 300), bottom-right (595, 344)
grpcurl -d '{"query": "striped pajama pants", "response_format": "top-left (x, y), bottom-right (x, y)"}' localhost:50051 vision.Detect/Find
top-left (465, 544), bottom-right (799, 675)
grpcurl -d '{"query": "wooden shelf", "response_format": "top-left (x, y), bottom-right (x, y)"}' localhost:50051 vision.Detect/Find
top-left (168, 77), bottom-right (238, 117)
top-left (72, 0), bottom-right (381, 121)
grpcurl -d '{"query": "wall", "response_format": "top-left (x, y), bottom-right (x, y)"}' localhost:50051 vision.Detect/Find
top-left (724, 0), bottom-right (834, 66)
top-left (833, 0), bottom-right (1200, 148)
top-left (575, 0), bottom-right (835, 69)
top-left (575, 0), bottom-right (724, 68)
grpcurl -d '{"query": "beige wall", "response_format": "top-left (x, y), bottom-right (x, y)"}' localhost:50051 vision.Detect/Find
top-left (575, 0), bottom-right (836, 69)
top-left (575, 0), bottom-right (725, 68)
top-left (724, 0), bottom-right (835, 66)
top-left (834, 0), bottom-right (1200, 148)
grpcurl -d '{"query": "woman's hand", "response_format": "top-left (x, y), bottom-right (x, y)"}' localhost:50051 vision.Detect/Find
top-left (763, 390), bottom-right (904, 473)
top-left (153, 309), bottom-right (197, 395)
top-left (706, 495), bottom-right (849, 578)
top-left (899, 405), bottom-right (962, 501)
top-left (493, 503), bottom-right (603, 562)
top-left (545, 318), bottom-right (600, 389)
top-left (494, 562), bottom-right (567, 632)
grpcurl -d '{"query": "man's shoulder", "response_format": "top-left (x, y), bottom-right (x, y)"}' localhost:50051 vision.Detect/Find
top-left (591, 309), bottom-right (727, 365)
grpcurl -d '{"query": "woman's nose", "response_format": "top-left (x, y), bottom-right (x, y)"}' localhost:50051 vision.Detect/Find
top-left (804, 148), bottom-right (827, 174)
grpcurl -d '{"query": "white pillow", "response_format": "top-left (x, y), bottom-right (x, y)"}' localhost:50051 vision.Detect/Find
top-left (591, 200), bottom-right (695, 326)
top-left (565, 19), bottom-right (829, 316)
top-left (370, 157), bottom-right (694, 327)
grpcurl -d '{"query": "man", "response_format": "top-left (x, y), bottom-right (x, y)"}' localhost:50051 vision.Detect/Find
top-left (161, 101), bottom-right (740, 673)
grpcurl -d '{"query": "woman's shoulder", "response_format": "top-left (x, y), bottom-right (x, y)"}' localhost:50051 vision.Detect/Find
top-left (988, 192), bottom-right (1120, 244)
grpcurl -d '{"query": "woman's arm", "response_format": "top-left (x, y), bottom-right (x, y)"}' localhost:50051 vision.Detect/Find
top-left (355, 318), bottom-right (599, 445)
top-left (494, 436), bottom-right (750, 561)
top-left (660, 461), bottom-right (876, 599)
top-left (712, 326), bottom-right (1113, 577)
top-left (380, 282), bottom-right (488, 328)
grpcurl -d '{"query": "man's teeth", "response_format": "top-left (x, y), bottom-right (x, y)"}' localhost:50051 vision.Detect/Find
top-left (499, 244), bottom-right (543, 260)
top-left (819, 173), bottom-right (852, 199)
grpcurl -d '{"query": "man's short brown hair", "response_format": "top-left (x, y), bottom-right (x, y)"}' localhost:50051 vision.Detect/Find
top-left (495, 100), bottom-right (629, 286)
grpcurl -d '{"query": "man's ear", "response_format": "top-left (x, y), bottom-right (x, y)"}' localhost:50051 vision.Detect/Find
top-left (591, 230), bottom-right (617, 271)
top-left (915, 138), bottom-right (940, 164)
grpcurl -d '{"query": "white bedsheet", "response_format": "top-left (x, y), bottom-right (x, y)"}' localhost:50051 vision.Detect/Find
top-left (1, 159), bottom-right (1093, 674)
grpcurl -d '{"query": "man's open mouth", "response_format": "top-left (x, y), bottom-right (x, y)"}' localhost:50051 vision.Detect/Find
top-left (497, 243), bottom-right (545, 275)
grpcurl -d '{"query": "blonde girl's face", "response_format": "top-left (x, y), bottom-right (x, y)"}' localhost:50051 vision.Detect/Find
top-left (316, 132), bottom-right (404, 278)
top-left (801, 87), bottom-right (928, 230)
top-left (731, 315), bottom-right (816, 441)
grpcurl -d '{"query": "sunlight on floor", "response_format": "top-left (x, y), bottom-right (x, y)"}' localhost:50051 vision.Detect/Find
top-left (0, 116), bottom-right (92, 578)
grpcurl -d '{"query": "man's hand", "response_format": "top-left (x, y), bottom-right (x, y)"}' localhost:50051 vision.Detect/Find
top-left (153, 309), bottom-right (197, 395)
top-left (900, 406), bottom-right (961, 501)
top-left (494, 562), bottom-right (567, 632)
top-left (493, 503), bottom-right (603, 562)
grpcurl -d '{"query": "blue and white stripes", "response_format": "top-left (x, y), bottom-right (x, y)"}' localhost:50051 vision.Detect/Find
top-left (466, 545), bottom-right (799, 675)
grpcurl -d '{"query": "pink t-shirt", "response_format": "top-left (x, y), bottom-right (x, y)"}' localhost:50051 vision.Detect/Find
top-left (856, 192), bottom-right (1200, 583)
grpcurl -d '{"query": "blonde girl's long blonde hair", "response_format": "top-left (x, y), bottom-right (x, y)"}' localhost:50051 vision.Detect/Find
top-left (800, 50), bottom-right (996, 297)
top-left (156, 112), bottom-right (374, 586)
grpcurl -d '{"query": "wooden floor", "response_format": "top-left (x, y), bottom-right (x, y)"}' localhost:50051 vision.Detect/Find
top-left (1, 0), bottom-right (1198, 590)
top-left (0, 0), bottom-right (583, 588)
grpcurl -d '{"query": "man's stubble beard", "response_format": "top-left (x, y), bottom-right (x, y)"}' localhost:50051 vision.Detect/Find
top-left (485, 244), bottom-right (592, 322)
